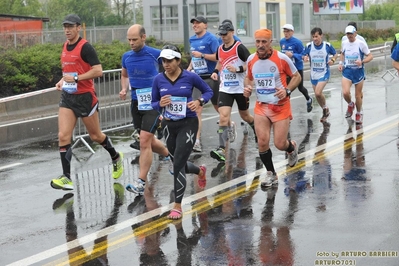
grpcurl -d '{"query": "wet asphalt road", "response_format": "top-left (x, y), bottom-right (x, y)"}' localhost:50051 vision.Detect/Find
top-left (1, 72), bottom-right (399, 266)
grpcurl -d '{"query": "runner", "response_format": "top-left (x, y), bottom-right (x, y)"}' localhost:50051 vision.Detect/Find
top-left (303, 27), bottom-right (338, 122)
top-left (338, 25), bottom-right (373, 124)
top-left (244, 28), bottom-right (300, 188)
top-left (151, 45), bottom-right (213, 219)
top-left (210, 21), bottom-right (256, 162)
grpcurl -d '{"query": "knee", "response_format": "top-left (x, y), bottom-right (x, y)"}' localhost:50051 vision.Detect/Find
top-left (275, 140), bottom-right (287, 151)
top-left (58, 131), bottom-right (71, 143)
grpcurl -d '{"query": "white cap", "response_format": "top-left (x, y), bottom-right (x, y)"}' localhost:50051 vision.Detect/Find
top-left (282, 24), bottom-right (294, 31)
top-left (158, 49), bottom-right (181, 60)
top-left (345, 25), bottom-right (356, 34)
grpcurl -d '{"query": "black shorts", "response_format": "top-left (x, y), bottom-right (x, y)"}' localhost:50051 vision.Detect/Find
top-left (59, 91), bottom-right (98, 117)
top-left (192, 76), bottom-right (219, 106)
top-left (218, 92), bottom-right (249, 111)
top-left (131, 100), bottom-right (161, 134)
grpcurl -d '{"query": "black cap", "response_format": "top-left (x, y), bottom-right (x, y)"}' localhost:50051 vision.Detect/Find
top-left (222, 19), bottom-right (233, 24)
top-left (62, 14), bottom-right (81, 25)
top-left (218, 22), bottom-right (234, 35)
top-left (190, 16), bottom-right (207, 24)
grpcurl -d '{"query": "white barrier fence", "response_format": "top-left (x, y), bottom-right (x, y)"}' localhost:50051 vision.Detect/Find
top-left (72, 69), bottom-right (132, 153)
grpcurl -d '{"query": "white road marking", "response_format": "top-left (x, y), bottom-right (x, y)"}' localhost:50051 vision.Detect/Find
top-left (0, 163), bottom-right (23, 171)
top-left (9, 89), bottom-right (398, 266)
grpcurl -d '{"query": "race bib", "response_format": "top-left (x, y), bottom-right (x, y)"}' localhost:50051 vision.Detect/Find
top-left (345, 55), bottom-right (359, 68)
top-left (192, 57), bottom-right (208, 74)
top-left (136, 88), bottom-right (153, 110)
top-left (312, 58), bottom-right (325, 72)
top-left (164, 96), bottom-right (187, 120)
top-left (222, 69), bottom-right (239, 87)
top-left (62, 72), bottom-right (78, 94)
top-left (254, 73), bottom-right (279, 104)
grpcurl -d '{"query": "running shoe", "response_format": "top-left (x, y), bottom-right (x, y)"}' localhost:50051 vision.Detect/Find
top-left (345, 102), bottom-right (355, 118)
top-left (260, 171), bottom-right (278, 188)
top-left (241, 121), bottom-right (249, 135)
top-left (287, 140), bottom-right (298, 167)
top-left (193, 141), bottom-right (202, 152)
top-left (112, 152), bottom-right (124, 179)
top-left (126, 179), bottom-right (145, 195)
top-left (229, 121), bottom-right (237, 143)
top-left (307, 98), bottom-right (313, 113)
top-left (320, 107), bottom-right (330, 122)
top-left (130, 141), bottom-right (140, 150)
top-left (169, 159), bottom-right (174, 175)
top-left (52, 193), bottom-right (74, 213)
top-left (131, 129), bottom-right (140, 142)
top-left (210, 147), bottom-right (226, 162)
top-left (51, 175), bottom-right (73, 190)
top-left (113, 183), bottom-right (125, 206)
top-left (355, 113), bottom-right (363, 124)
top-left (198, 165), bottom-right (207, 189)
top-left (211, 162), bottom-right (225, 177)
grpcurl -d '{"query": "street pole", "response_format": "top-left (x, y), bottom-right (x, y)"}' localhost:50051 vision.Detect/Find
top-left (133, 0), bottom-right (136, 24)
top-left (159, 0), bottom-right (163, 40)
top-left (183, 0), bottom-right (190, 53)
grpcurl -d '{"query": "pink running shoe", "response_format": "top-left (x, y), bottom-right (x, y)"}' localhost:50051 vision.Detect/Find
top-left (198, 165), bottom-right (207, 189)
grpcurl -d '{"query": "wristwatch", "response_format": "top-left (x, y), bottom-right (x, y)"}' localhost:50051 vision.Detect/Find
top-left (197, 98), bottom-right (205, 106)
top-left (74, 75), bottom-right (79, 83)
top-left (201, 53), bottom-right (205, 59)
top-left (285, 88), bottom-right (291, 98)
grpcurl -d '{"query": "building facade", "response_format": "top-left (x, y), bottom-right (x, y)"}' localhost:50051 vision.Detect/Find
top-left (142, 0), bottom-right (311, 45)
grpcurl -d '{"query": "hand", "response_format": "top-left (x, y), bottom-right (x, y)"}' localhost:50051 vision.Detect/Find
top-left (338, 64), bottom-right (343, 72)
top-left (274, 87), bottom-right (286, 100)
top-left (303, 55), bottom-right (309, 62)
top-left (56, 79), bottom-right (63, 91)
top-left (285, 51), bottom-right (293, 58)
top-left (188, 100), bottom-right (200, 111)
top-left (191, 51), bottom-right (202, 58)
top-left (160, 95), bottom-right (171, 108)
top-left (211, 73), bottom-right (218, 81)
top-left (225, 65), bottom-right (236, 73)
top-left (243, 85), bottom-right (252, 98)
top-left (119, 89), bottom-right (127, 100)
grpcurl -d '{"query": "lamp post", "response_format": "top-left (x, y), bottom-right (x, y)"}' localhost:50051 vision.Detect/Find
top-left (133, 0), bottom-right (136, 24)
top-left (159, 0), bottom-right (163, 40)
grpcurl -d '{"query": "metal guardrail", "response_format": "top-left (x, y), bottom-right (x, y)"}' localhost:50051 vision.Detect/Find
top-left (72, 69), bottom-right (132, 153)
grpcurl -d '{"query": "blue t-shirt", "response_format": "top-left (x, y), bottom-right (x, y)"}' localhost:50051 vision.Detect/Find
top-left (151, 69), bottom-right (213, 119)
top-left (121, 45), bottom-right (161, 100)
top-left (189, 31), bottom-right (219, 75)
top-left (280, 36), bottom-right (305, 70)
top-left (391, 43), bottom-right (399, 61)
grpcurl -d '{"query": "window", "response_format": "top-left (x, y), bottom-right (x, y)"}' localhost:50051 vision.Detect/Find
top-left (151, 5), bottom-right (179, 31)
top-left (292, 4), bottom-right (303, 34)
top-left (235, 2), bottom-right (250, 37)
top-left (189, 3), bottom-right (219, 29)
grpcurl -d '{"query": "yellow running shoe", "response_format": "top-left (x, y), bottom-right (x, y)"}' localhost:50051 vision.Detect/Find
top-left (50, 175), bottom-right (73, 190)
top-left (112, 152), bottom-right (124, 179)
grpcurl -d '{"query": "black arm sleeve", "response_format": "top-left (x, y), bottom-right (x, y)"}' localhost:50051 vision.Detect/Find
top-left (392, 38), bottom-right (397, 53)
top-left (81, 43), bottom-right (101, 66)
top-left (237, 44), bottom-right (251, 62)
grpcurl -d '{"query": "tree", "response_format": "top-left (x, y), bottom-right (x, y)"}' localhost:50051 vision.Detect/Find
top-left (45, 0), bottom-right (109, 28)
top-left (0, 0), bottom-right (42, 16)
top-left (360, 2), bottom-right (399, 24)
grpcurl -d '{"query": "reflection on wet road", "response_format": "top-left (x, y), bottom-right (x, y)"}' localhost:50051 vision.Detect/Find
top-left (2, 76), bottom-right (399, 265)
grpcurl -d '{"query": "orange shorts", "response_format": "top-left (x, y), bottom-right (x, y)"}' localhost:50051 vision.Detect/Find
top-left (254, 100), bottom-right (292, 123)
